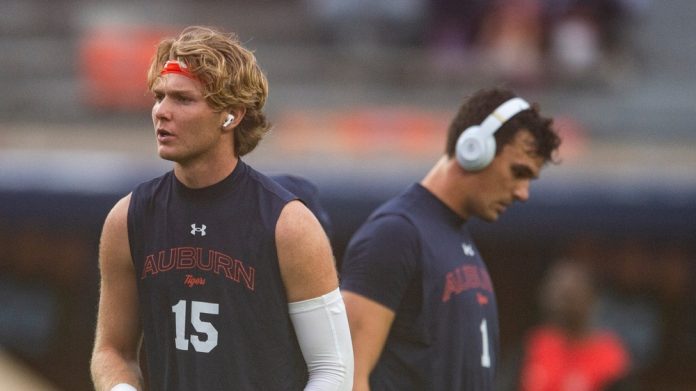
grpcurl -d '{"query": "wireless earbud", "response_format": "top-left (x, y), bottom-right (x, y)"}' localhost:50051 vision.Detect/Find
top-left (222, 114), bottom-right (235, 127)
top-left (456, 97), bottom-right (530, 171)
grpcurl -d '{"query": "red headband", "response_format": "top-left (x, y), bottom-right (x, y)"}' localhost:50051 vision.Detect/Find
top-left (160, 60), bottom-right (195, 79)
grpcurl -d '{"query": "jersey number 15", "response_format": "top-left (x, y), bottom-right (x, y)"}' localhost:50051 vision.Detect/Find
top-left (172, 300), bottom-right (219, 353)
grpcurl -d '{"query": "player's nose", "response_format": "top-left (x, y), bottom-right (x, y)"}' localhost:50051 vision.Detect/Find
top-left (513, 181), bottom-right (530, 202)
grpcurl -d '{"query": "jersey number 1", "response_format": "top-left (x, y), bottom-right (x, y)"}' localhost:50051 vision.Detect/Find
top-left (172, 300), bottom-right (219, 353)
top-left (480, 318), bottom-right (491, 368)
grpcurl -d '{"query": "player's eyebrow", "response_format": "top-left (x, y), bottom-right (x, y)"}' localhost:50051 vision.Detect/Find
top-left (512, 163), bottom-right (539, 180)
top-left (152, 85), bottom-right (195, 95)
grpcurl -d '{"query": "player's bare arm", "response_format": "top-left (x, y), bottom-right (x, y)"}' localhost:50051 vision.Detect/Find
top-left (90, 194), bottom-right (144, 391)
top-left (276, 200), bottom-right (338, 301)
top-left (342, 291), bottom-right (396, 391)
top-left (277, 200), bottom-right (354, 390)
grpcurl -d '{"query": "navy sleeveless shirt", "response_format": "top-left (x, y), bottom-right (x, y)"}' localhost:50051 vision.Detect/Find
top-left (127, 160), bottom-right (307, 390)
top-left (341, 184), bottom-right (499, 390)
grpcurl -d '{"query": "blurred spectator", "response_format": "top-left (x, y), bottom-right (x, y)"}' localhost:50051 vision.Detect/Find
top-left (592, 239), bottom-right (662, 373)
top-left (423, 0), bottom-right (648, 84)
top-left (545, 0), bottom-right (649, 82)
top-left (478, 0), bottom-right (545, 85)
top-left (516, 259), bottom-right (631, 391)
top-left (425, 0), bottom-right (490, 75)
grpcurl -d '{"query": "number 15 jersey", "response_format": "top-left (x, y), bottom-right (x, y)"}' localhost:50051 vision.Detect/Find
top-left (127, 160), bottom-right (307, 390)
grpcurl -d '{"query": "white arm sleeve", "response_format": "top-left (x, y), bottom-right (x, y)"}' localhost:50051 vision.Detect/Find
top-left (288, 288), bottom-right (354, 391)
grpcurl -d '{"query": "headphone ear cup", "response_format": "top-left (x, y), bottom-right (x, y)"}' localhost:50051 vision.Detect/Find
top-left (456, 126), bottom-right (497, 171)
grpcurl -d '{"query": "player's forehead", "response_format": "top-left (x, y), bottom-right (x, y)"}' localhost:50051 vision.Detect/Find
top-left (151, 73), bottom-right (203, 95)
top-left (516, 129), bottom-right (539, 154)
top-left (507, 130), bottom-right (544, 176)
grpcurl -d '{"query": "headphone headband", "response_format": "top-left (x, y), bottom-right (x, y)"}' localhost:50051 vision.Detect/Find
top-left (455, 96), bottom-right (532, 171)
top-left (478, 97), bottom-right (530, 138)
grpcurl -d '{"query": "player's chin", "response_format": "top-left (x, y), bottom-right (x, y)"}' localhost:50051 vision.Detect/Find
top-left (157, 147), bottom-right (181, 162)
top-left (481, 208), bottom-right (502, 222)
top-left (479, 212), bottom-right (499, 223)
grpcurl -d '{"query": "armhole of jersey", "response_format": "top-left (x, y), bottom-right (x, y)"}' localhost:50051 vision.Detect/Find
top-left (125, 190), bottom-right (138, 268)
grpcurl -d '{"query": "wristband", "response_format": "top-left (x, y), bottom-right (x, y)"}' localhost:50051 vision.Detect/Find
top-left (111, 384), bottom-right (137, 391)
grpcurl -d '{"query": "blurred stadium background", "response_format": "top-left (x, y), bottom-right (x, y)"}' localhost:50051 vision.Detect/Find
top-left (1, 0), bottom-right (694, 390)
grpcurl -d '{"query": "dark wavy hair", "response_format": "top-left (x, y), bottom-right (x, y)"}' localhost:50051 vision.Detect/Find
top-left (445, 87), bottom-right (561, 164)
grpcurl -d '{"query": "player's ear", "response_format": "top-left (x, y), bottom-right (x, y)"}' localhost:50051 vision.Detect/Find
top-left (221, 107), bottom-right (246, 129)
top-left (222, 113), bottom-right (235, 128)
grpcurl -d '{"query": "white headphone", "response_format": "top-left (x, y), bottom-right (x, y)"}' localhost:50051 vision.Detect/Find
top-left (455, 97), bottom-right (530, 171)
top-left (222, 113), bottom-right (235, 128)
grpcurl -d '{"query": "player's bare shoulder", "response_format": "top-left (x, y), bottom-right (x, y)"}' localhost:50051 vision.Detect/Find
top-left (99, 193), bottom-right (133, 273)
top-left (277, 199), bottom-right (320, 239)
top-left (276, 200), bottom-right (337, 302)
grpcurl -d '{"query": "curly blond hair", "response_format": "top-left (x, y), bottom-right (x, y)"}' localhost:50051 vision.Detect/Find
top-left (147, 26), bottom-right (270, 156)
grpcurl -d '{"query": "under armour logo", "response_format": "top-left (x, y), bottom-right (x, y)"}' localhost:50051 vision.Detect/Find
top-left (462, 243), bottom-right (475, 257)
top-left (191, 224), bottom-right (207, 236)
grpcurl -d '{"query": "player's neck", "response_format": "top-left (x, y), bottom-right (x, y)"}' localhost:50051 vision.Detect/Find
top-left (421, 156), bottom-right (470, 220)
top-left (174, 155), bottom-right (239, 189)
